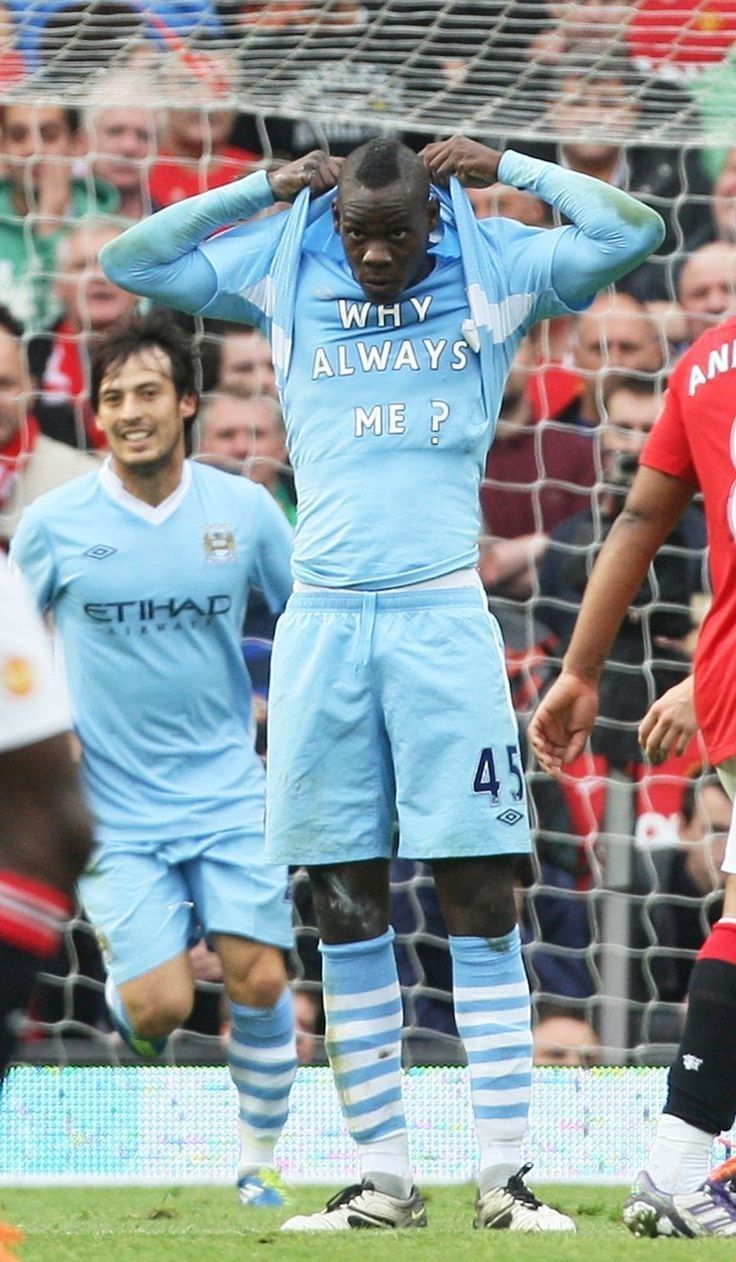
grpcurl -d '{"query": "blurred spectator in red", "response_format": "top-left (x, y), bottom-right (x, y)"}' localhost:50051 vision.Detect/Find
top-left (627, 0), bottom-right (736, 73)
top-left (149, 51), bottom-right (259, 206)
top-left (84, 73), bottom-right (158, 221)
top-left (0, 2), bottom-right (25, 86)
top-left (568, 292), bottom-right (666, 427)
top-left (198, 392), bottom-right (295, 523)
top-left (0, 101), bottom-right (118, 330)
top-left (0, 306), bottom-right (97, 544)
top-left (28, 221), bottom-right (140, 452)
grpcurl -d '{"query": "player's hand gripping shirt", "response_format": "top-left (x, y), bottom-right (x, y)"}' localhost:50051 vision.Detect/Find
top-left (10, 460), bottom-right (293, 843)
top-left (641, 314), bottom-right (736, 765)
top-left (101, 154), bottom-right (664, 589)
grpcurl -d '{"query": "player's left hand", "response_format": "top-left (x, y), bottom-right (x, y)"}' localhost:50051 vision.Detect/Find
top-left (638, 674), bottom-right (697, 765)
top-left (419, 136), bottom-right (503, 188)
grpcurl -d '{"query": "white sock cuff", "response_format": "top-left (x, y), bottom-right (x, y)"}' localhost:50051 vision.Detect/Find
top-left (658, 1114), bottom-right (715, 1148)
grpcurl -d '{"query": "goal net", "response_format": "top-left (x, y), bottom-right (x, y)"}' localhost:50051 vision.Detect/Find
top-left (3, 0), bottom-right (735, 1080)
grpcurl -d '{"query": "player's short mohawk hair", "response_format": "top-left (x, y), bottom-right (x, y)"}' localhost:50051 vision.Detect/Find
top-left (342, 137), bottom-right (428, 197)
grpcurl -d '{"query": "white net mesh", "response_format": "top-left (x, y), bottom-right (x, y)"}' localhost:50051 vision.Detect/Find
top-left (3, 0), bottom-right (734, 1072)
top-left (3, 0), bottom-right (736, 143)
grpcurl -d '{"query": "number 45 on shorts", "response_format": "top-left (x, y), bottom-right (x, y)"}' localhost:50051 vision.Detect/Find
top-left (473, 744), bottom-right (524, 805)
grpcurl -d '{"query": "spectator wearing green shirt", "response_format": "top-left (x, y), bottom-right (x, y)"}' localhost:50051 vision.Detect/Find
top-left (0, 101), bottom-right (118, 330)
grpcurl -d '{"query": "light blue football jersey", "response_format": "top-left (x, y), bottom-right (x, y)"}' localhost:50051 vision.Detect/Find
top-left (10, 460), bottom-right (293, 845)
top-left (101, 155), bottom-right (664, 590)
top-left (199, 209), bottom-right (574, 589)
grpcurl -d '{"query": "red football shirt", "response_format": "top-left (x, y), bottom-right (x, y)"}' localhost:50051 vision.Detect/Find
top-left (148, 145), bottom-right (260, 207)
top-left (641, 314), bottom-right (736, 764)
top-left (628, 1), bottom-right (736, 68)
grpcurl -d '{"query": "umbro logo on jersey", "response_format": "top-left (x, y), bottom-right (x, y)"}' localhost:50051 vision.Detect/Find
top-left (496, 809), bottom-right (524, 826)
top-left (84, 544), bottom-right (118, 560)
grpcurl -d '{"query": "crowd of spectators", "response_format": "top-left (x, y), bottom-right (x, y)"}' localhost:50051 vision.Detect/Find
top-left (3, 0), bottom-right (736, 1066)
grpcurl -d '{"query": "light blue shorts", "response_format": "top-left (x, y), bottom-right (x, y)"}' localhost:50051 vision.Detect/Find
top-left (265, 586), bottom-right (531, 865)
top-left (79, 829), bottom-right (293, 985)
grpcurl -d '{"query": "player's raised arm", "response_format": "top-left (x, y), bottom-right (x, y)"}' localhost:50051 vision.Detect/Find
top-left (99, 151), bottom-right (341, 316)
top-left (528, 465), bottom-right (694, 776)
top-left (420, 135), bottom-right (666, 305)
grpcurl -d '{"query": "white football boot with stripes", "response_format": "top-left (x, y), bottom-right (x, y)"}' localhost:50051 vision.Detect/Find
top-left (280, 1180), bottom-right (428, 1231)
top-left (623, 1158), bottom-right (736, 1237)
top-left (474, 1163), bottom-right (576, 1232)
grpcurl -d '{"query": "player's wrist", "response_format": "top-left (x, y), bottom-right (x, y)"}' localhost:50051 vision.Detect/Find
top-left (560, 660), bottom-right (602, 687)
top-left (496, 148), bottom-right (521, 188)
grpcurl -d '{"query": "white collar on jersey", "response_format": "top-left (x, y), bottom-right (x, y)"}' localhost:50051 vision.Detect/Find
top-left (99, 456), bottom-right (192, 524)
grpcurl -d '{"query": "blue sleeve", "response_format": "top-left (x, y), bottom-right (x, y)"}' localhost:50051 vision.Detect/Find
top-left (99, 170), bottom-right (287, 326)
top-left (497, 150), bottom-right (666, 309)
top-left (250, 486), bottom-right (294, 614)
top-left (9, 508), bottom-right (59, 613)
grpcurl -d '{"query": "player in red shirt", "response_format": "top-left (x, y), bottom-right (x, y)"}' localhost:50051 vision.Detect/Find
top-left (529, 314), bottom-right (736, 1238)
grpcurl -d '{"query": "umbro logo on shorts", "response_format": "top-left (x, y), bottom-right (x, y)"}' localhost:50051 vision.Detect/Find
top-left (496, 809), bottom-right (524, 826)
top-left (84, 544), bottom-right (118, 560)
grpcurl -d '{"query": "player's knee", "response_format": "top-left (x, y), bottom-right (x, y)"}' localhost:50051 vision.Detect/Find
top-left (126, 991), bottom-right (193, 1038)
top-left (433, 856), bottom-right (519, 937)
top-left (226, 949), bottom-right (287, 1009)
top-left (308, 862), bottom-right (390, 943)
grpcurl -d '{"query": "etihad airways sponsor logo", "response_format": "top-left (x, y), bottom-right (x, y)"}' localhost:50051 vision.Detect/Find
top-left (84, 595), bottom-right (232, 624)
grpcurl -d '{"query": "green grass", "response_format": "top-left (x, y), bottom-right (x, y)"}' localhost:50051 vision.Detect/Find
top-left (0, 1185), bottom-right (734, 1262)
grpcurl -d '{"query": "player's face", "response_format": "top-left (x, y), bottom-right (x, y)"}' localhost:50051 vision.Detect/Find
top-left (334, 182), bottom-right (439, 303)
top-left (95, 348), bottom-right (196, 474)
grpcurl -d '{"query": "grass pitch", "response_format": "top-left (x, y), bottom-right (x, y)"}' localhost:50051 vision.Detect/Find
top-left (1, 1185), bottom-right (735, 1262)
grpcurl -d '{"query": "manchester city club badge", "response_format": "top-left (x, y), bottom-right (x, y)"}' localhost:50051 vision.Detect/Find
top-left (203, 525), bottom-right (237, 563)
